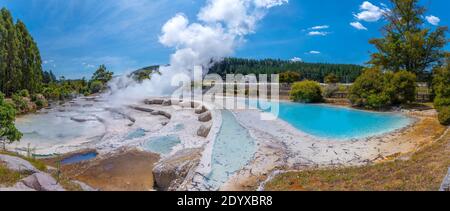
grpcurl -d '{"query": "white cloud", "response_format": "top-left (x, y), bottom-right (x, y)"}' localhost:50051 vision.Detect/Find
top-left (426, 15), bottom-right (440, 26)
top-left (308, 31), bottom-right (328, 36)
top-left (291, 57), bottom-right (302, 62)
top-left (309, 25), bottom-right (329, 30)
top-left (350, 21), bottom-right (368, 30)
top-left (308, 51), bottom-right (321, 54)
top-left (354, 1), bottom-right (387, 22)
top-left (254, 0), bottom-right (289, 8)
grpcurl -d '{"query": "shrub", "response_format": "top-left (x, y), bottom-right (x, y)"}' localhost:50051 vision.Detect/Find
top-left (349, 67), bottom-right (387, 109)
top-left (280, 71), bottom-right (301, 84)
top-left (437, 106), bottom-right (450, 126)
top-left (350, 67), bottom-right (417, 109)
top-left (89, 80), bottom-right (104, 94)
top-left (290, 80), bottom-right (323, 103)
top-left (31, 94), bottom-right (48, 109)
top-left (433, 61), bottom-right (450, 108)
top-left (386, 70), bottom-right (417, 105)
top-left (324, 73), bottom-right (339, 84)
top-left (18, 89), bottom-right (30, 98)
top-left (12, 94), bottom-right (28, 113)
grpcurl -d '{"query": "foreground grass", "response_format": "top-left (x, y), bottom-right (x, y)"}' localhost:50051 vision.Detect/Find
top-left (265, 129), bottom-right (450, 191)
top-left (0, 163), bottom-right (25, 187)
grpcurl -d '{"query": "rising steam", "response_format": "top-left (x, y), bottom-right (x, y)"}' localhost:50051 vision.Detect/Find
top-left (106, 0), bottom-right (288, 106)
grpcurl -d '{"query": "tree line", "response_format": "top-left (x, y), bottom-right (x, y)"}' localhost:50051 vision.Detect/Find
top-left (0, 8), bottom-right (43, 97)
top-left (209, 58), bottom-right (364, 83)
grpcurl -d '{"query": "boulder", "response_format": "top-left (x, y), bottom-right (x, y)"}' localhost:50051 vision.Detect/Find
top-left (197, 124), bottom-right (212, 138)
top-left (198, 111), bottom-right (212, 122)
top-left (153, 148), bottom-right (202, 191)
top-left (0, 182), bottom-right (35, 191)
top-left (21, 173), bottom-right (65, 191)
top-left (195, 106), bottom-right (208, 114)
top-left (0, 154), bottom-right (38, 174)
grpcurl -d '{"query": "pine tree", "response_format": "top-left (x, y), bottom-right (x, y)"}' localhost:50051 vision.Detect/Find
top-left (369, 0), bottom-right (448, 79)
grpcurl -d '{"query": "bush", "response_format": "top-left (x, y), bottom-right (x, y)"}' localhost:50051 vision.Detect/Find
top-left (290, 80), bottom-right (323, 103)
top-left (386, 70), bottom-right (417, 105)
top-left (349, 67), bottom-right (387, 109)
top-left (18, 89), bottom-right (30, 98)
top-left (31, 94), bottom-right (48, 109)
top-left (350, 67), bottom-right (417, 109)
top-left (437, 106), bottom-right (450, 126)
top-left (12, 94), bottom-right (28, 113)
top-left (324, 73), bottom-right (339, 84)
top-left (433, 61), bottom-right (450, 108)
top-left (89, 80), bottom-right (104, 94)
top-left (280, 71), bottom-right (301, 84)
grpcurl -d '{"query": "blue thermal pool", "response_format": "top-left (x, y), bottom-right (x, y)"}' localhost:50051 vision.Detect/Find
top-left (205, 110), bottom-right (257, 190)
top-left (61, 152), bottom-right (98, 165)
top-left (143, 135), bottom-right (181, 154)
top-left (255, 100), bottom-right (413, 140)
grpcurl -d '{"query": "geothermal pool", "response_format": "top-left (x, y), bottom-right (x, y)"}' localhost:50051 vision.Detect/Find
top-left (254, 100), bottom-right (413, 140)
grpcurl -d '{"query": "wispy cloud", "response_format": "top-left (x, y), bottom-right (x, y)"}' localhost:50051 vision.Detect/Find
top-left (308, 31), bottom-right (328, 36)
top-left (350, 22), bottom-right (368, 30)
top-left (308, 51), bottom-right (321, 54)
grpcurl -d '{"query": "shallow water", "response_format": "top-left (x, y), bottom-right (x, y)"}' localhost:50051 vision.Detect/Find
top-left (61, 152), bottom-right (98, 165)
top-left (143, 135), bottom-right (181, 154)
top-left (205, 110), bottom-right (256, 190)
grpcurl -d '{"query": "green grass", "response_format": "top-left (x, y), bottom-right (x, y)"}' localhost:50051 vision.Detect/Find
top-left (265, 129), bottom-right (450, 191)
top-left (0, 163), bottom-right (25, 186)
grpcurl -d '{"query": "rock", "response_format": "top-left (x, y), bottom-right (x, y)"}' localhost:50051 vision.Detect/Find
top-left (70, 116), bottom-right (97, 123)
top-left (130, 106), bottom-right (154, 113)
top-left (440, 167), bottom-right (450, 191)
top-left (0, 182), bottom-right (36, 191)
top-left (162, 100), bottom-right (172, 106)
top-left (197, 124), bottom-right (212, 138)
top-left (152, 148), bottom-right (203, 191)
top-left (21, 173), bottom-right (65, 191)
top-left (198, 111), bottom-right (212, 122)
top-left (72, 181), bottom-right (97, 191)
top-left (0, 154), bottom-right (38, 174)
top-left (195, 106), bottom-right (207, 114)
top-left (151, 110), bottom-right (172, 119)
top-left (145, 99), bottom-right (164, 105)
top-left (179, 101), bottom-right (193, 108)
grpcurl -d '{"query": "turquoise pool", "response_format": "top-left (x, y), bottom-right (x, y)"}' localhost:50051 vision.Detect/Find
top-left (258, 101), bottom-right (413, 140)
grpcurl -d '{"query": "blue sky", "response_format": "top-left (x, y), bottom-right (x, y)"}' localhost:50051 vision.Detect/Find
top-left (0, 0), bottom-right (448, 79)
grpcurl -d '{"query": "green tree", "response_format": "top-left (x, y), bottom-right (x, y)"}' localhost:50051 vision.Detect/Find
top-left (91, 65), bottom-right (113, 84)
top-left (0, 8), bottom-right (22, 96)
top-left (16, 20), bottom-right (43, 94)
top-left (290, 80), bottom-right (323, 103)
top-left (433, 58), bottom-right (450, 108)
top-left (0, 92), bottom-right (22, 148)
top-left (369, 0), bottom-right (447, 79)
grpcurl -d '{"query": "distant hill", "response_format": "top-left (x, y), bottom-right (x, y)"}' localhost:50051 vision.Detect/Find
top-left (209, 58), bottom-right (365, 83)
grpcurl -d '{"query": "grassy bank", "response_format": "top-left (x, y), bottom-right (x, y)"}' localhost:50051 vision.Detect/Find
top-left (265, 127), bottom-right (450, 191)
